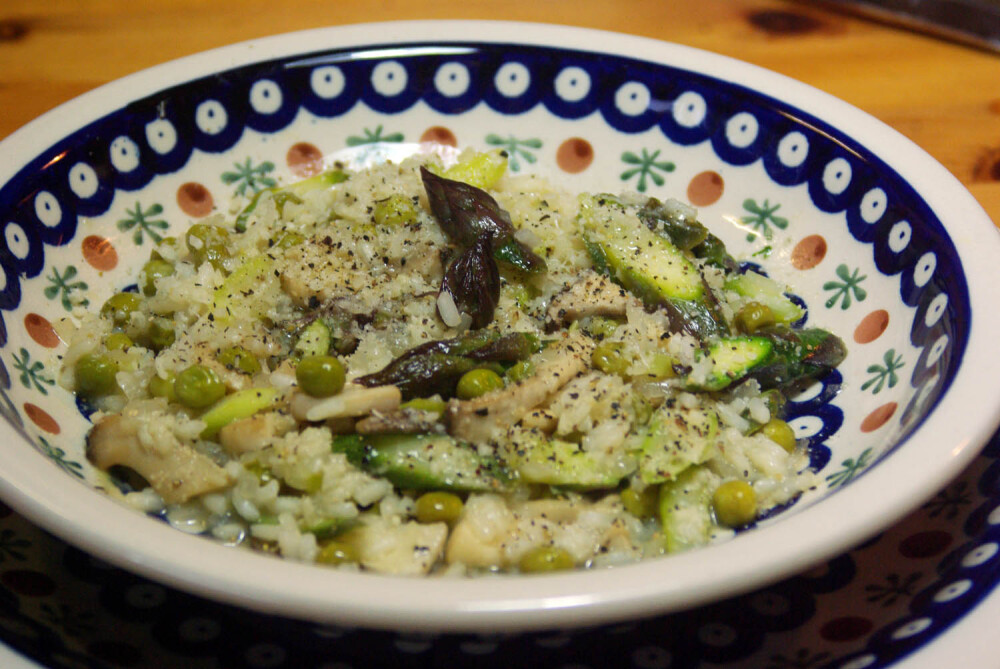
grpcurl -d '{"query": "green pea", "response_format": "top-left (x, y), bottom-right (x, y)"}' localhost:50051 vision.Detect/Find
top-left (140, 258), bottom-right (175, 296)
top-left (174, 364), bottom-right (226, 409)
top-left (185, 223), bottom-right (230, 270)
top-left (761, 389), bottom-right (787, 419)
top-left (400, 397), bottom-right (448, 414)
top-left (148, 372), bottom-right (176, 401)
top-left (581, 316), bottom-right (620, 340)
top-left (295, 355), bottom-right (346, 398)
top-left (504, 359), bottom-right (535, 384)
top-left (735, 302), bottom-right (775, 334)
top-left (372, 194), bottom-right (418, 227)
top-left (100, 292), bottom-right (142, 328)
top-left (414, 492), bottom-right (464, 524)
top-left (316, 540), bottom-right (359, 566)
top-left (712, 480), bottom-right (757, 528)
top-left (456, 368), bottom-right (504, 400)
top-left (518, 546), bottom-right (575, 573)
top-left (75, 353), bottom-right (119, 398)
top-left (146, 317), bottom-right (176, 351)
top-left (760, 418), bottom-right (797, 452)
top-left (104, 332), bottom-right (134, 352)
top-left (592, 341), bottom-right (629, 377)
top-left (621, 485), bottom-right (658, 519)
top-left (217, 346), bottom-right (261, 375)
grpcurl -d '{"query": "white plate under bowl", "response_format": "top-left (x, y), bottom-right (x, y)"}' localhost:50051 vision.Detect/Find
top-left (0, 21), bottom-right (997, 632)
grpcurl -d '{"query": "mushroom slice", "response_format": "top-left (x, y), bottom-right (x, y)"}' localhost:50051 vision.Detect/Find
top-left (354, 408), bottom-right (445, 435)
top-left (446, 331), bottom-right (594, 443)
top-left (87, 414), bottom-right (232, 504)
top-left (289, 383), bottom-right (402, 422)
top-left (546, 271), bottom-right (640, 330)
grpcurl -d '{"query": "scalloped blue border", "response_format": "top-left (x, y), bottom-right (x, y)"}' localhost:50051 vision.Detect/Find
top-left (0, 43), bottom-right (970, 441)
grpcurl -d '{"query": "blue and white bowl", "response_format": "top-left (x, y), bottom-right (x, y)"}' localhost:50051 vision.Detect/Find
top-left (0, 21), bottom-right (997, 632)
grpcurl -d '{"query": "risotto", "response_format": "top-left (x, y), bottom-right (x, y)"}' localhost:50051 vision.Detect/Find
top-left (59, 149), bottom-right (845, 576)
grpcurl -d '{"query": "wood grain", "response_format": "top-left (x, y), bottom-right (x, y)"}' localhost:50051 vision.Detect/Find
top-left (1, 0), bottom-right (998, 226)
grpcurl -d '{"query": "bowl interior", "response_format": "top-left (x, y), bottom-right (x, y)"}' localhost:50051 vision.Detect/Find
top-left (0, 23), bottom-right (987, 629)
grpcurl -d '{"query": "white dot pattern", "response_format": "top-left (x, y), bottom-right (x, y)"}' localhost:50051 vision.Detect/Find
top-left (615, 81), bottom-right (651, 117)
top-left (924, 293), bottom-right (948, 328)
top-left (34, 191), bottom-right (61, 228)
top-left (145, 119), bottom-right (177, 155)
top-left (860, 187), bottom-right (887, 224)
top-left (778, 131), bottom-right (809, 167)
top-left (311, 66), bottom-right (346, 99)
top-left (913, 251), bottom-right (936, 287)
top-left (4, 224), bottom-right (29, 260)
top-left (249, 80), bottom-right (283, 114)
top-left (435, 62), bottom-right (471, 98)
top-left (925, 334), bottom-right (949, 368)
top-left (823, 158), bottom-right (852, 195)
top-left (68, 162), bottom-right (99, 199)
top-left (195, 100), bottom-right (228, 135)
top-left (961, 541), bottom-right (998, 567)
top-left (371, 61), bottom-right (408, 97)
top-left (554, 66), bottom-right (591, 102)
top-left (109, 136), bottom-right (140, 173)
top-left (726, 112), bottom-right (759, 148)
top-left (888, 220), bottom-right (911, 253)
top-left (495, 62), bottom-right (531, 97)
top-left (672, 91), bottom-right (707, 128)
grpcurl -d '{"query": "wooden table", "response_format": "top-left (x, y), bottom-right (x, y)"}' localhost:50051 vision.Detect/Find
top-left (2, 0), bottom-right (998, 230)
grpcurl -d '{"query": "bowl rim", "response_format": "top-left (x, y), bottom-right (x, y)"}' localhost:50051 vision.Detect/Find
top-left (0, 20), bottom-right (999, 632)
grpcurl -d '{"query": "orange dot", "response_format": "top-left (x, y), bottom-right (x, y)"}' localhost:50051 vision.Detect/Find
top-left (81, 236), bottom-right (117, 271)
top-left (24, 403), bottom-right (59, 434)
top-left (177, 182), bottom-right (213, 218)
top-left (420, 126), bottom-right (457, 147)
top-left (791, 235), bottom-right (827, 270)
top-left (686, 171), bottom-right (724, 207)
top-left (556, 138), bottom-right (594, 173)
top-left (23, 314), bottom-right (62, 348)
top-left (287, 142), bottom-right (324, 178)
top-left (854, 310), bottom-right (889, 344)
top-left (861, 402), bottom-right (897, 433)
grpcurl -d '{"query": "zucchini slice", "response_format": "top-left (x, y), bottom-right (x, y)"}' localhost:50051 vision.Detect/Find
top-left (633, 399), bottom-right (719, 485)
top-left (331, 433), bottom-right (507, 492)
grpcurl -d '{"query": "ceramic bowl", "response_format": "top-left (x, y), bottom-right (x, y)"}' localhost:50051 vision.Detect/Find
top-left (0, 21), bottom-right (997, 632)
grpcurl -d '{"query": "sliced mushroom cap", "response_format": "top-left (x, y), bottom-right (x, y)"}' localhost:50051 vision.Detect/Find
top-left (546, 270), bottom-right (640, 331)
top-left (354, 408), bottom-right (445, 435)
top-left (289, 383), bottom-right (402, 422)
top-left (446, 331), bottom-right (594, 443)
top-left (86, 414), bottom-right (232, 504)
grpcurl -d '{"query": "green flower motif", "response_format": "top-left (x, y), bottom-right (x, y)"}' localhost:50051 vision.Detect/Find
top-left (12, 348), bottom-right (54, 395)
top-left (826, 447), bottom-right (875, 488)
top-left (37, 437), bottom-right (85, 480)
top-left (764, 648), bottom-right (832, 669)
top-left (741, 198), bottom-right (788, 241)
top-left (222, 158), bottom-right (278, 197)
top-left (861, 349), bottom-right (905, 394)
top-left (823, 264), bottom-right (868, 310)
top-left (117, 202), bottom-right (168, 245)
top-left (865, 571), bottom-right (923, 607)
top-left (620, 149), bottom-right (675, 192)
top-left (43, 265), bottom-right (89, 311)
top-left (0, 528), bottom-right (30, 563)
top-left (346, 125), bottom-right (405, 146)
top-left (923, 480), bottom-right (972, 520)
top-left (39, 602), bottom-right (96, 638)
top-left (484, 134), bottom-right (542, 172)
